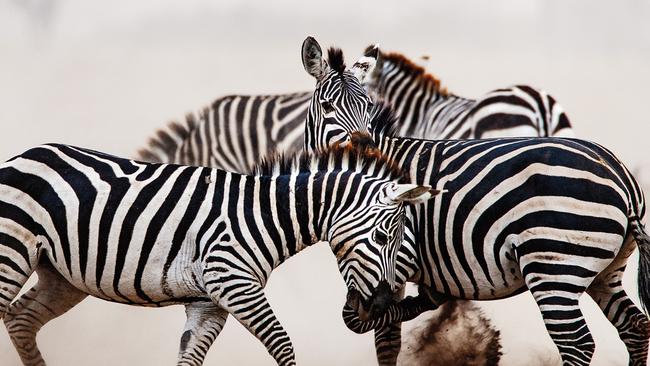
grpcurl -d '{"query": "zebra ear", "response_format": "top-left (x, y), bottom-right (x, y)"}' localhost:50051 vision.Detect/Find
top-left (386, 184), bottom-right (443, 205)
top-left (302, 36), bottom-right (329, 80)
top-left (351, 44), bottom-right (379, 84)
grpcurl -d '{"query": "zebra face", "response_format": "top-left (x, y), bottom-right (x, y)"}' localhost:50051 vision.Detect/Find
top-left (334, 182), bottom-right (440, 321)
top-left (302, 37), bottom-right (379, 151)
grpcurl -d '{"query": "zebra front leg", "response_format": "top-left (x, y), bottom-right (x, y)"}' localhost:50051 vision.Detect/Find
top-left (201, 252), bottom-right (295, 366)
top-left (177, 301), bottom-right (228, 366)
top-left (373, 288), bottom-right (405, 366)
top-left (211, 282), bottom-right (295, 366)
top-left (374, 322), bottom-right (401, 366)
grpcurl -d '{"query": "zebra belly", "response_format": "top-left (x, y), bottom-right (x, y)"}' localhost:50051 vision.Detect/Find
top-left (42, 242), bottom-right (206, 307)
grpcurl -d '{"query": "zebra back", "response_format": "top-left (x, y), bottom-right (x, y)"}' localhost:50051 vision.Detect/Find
top-left (371, 50), bottom-right (574, 140)
top-left (137, 92), bottom-right (312, 172)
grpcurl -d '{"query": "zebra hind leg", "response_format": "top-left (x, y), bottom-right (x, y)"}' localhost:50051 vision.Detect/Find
top-left (177, 301), bottom-right (228, 366)
top-left (522, 256), bottom-right (596, 365)
top-left (4, 261), bottom-right (87, 366)
top-left (587, 235), bottom-right (649, 366)
top-left (0, 235), bottom-right (41, 319)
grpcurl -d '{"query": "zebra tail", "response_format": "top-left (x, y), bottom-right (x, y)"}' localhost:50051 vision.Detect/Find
top-left (633, 218), bottom-right (650, 313)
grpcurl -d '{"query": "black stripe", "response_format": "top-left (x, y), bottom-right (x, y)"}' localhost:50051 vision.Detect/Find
top-left (112, 164), bottom-right (177, 300)
top-left (164, 168), bottom-right (211, 276)
top-left (134, 166), bottom-right (197, 301)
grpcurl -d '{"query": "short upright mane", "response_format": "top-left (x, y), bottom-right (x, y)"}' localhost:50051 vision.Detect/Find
top-left (253, 144), bottom-right (403, 179)
top-left (327, 47), bottom-right (346, 74)
top-left (368, 101), bottom-right (400, 140)
top-left (371, 48), bottom-right (449, 96)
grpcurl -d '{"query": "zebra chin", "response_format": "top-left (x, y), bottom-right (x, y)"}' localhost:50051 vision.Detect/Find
top-left (346, 280), bottom-right (395, 321)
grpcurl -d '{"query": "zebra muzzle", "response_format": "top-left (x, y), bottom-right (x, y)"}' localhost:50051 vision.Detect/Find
top-left (367, 280), bottom-right (394, 319)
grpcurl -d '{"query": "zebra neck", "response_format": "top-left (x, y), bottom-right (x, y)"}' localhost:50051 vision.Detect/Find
top-left (376, 136), bottom-right (441, 185)
top-left (377, 63), bottom-right (474, 138)
top-left (220, 171), bottom-right (347, 266)
top-left (375, 65), bottom-right (442, 136)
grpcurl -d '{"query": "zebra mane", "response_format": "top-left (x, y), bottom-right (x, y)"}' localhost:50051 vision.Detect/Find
top-left (327, 47), bottom-right (346, 74)
top-left (253, 143), bottom-right (403, 179)
top-left (137, 109), bottom-right (202, 163)
top-left (370, 47), bottom-right (449, 96)
top-left (368, 101), bottom-right (400, 140)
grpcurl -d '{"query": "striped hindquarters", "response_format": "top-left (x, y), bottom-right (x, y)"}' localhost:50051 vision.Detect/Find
top-left (455, 85), bottom-right (573, 139)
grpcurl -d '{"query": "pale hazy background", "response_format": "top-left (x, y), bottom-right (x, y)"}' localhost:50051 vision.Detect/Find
top-left (1, 0), bottom-right (649, 365)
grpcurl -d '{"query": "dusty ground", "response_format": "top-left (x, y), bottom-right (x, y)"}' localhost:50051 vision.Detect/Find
top-left (0, 1), bottom-right (649, 365)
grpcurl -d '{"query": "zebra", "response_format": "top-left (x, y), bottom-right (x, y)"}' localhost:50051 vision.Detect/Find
top-left (134, 37), bottom-right (576, 365)
top-left (300, 43), bottom-right (650, 364)
top-left (137, 92), bottom-right (312, 172)
top-left (365, 46), bottom-right (574, 139)
top-left (0, 142), bottom-right (437, 365)
top-left (349, 131), bottom-right (650, 366)
top-left (137, 42), bottom-right (572, 170)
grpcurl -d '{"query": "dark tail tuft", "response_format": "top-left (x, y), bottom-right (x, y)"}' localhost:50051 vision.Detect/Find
top-left (633, 219), bottom-right (650, 313)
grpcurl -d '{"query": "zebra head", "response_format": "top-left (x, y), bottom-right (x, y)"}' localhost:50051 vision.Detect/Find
top-left (302, 36), bottom-right (379, 152)
top-left (333, 181), bottom-right (439, 321)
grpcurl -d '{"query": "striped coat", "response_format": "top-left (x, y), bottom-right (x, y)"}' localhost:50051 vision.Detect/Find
top-left (0, 143), bottom-right (433, 366)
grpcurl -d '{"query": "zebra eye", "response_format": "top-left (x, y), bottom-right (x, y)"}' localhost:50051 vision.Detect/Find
top-left (321, 101), bottom-right (335, 114)
top-left (373, 230), bottom-right (388, 246)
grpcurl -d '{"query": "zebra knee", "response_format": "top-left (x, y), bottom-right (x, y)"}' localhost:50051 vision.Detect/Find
top-left (179, 330), bottom-right (192, 352)
top-left (632, 313), bottom-right (650, 338)
top-left (274, 344), bottom-right (295, 366)
top-left (3, 310), bottom-right (44, 366)
top-left (4, 302), bottom-right (40, 337)
top-left (621, 313), bottom-right (650, 360)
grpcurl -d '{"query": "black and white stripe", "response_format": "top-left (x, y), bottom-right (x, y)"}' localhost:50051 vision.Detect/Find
top-left (132, 38), bottom-right (578, 366)
top-left (137, 42), bottom-right (572, 174)
top-left (312, 101), bottom-right (649, 365)
top-left (137, 92), bottom-right (312, 172)
top-left (0, 143), bottom-right (432, 366)
top-left (368, 50), bottom-right (574, 139)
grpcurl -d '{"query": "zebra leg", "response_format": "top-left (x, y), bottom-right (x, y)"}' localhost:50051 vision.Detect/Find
top-left (373, 288), bottom-right (405, 366)
top-left (522, 260), bottom-right (595, 365)
top-left (374, 322), bottom-right (401, 366)
top-left (4, 262), bottom-right (87, 366)
top-left (177, 301), bottom-right (228, 366)
top-left (0, 236), bottom-right (41, 319)
top-left (210, 282), bottom-right (295, 366)
top-left (587, 236), bottom-right (649, 366)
